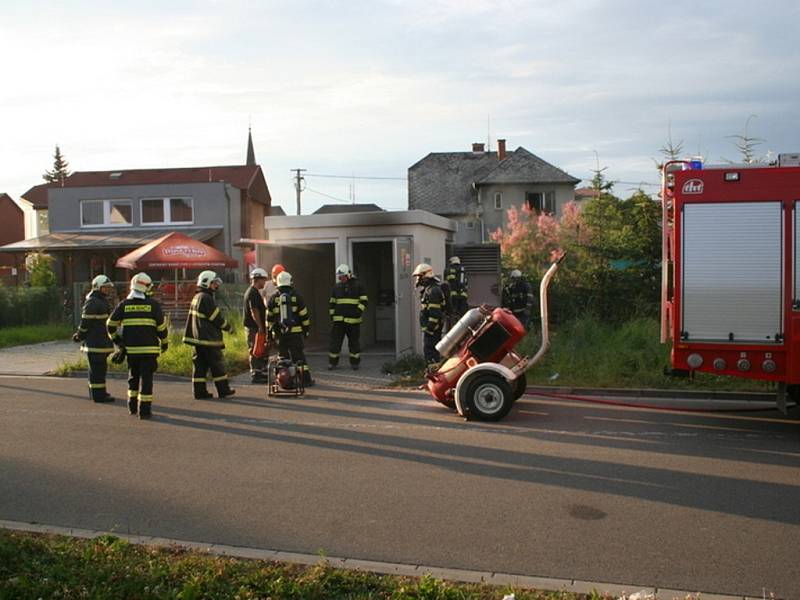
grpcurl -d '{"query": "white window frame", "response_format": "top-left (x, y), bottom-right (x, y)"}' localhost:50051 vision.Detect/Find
top-left (140, 197), bottom-right (194, 226)
top-left (80, 199), bottom-right (133, 228)
top-left (494, 192), bottom-right (502, 210)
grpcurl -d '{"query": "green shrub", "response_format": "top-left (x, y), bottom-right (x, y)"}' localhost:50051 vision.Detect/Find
top-left (0, 286), bottom-right (67, 327)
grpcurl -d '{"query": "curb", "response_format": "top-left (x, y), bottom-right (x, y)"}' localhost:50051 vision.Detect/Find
top-left (0, 519), bottom-right (753, 600)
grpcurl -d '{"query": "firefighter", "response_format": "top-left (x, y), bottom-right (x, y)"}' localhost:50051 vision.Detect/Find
top-left (444, 256), bottom-right (469, 320)
top-left (328, 264), bottom-right (368, 370)
top-left (412, 263), bottom-right (445, 365)
top-left (244, 267), bottom-right (269, 383)
top-left (266, 270), bottom-right (314, 385)
top-left (73, 274), bottom-right (116, 403)
top-left (503, 269), bottom-right (534, 330)
top-left (183, 270), bottom-right (236, 400)
top-left (107, 273), bottom-right (168, 419)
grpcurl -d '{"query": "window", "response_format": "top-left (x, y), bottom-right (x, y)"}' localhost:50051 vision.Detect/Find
top-left (465, 220), bottom-right (475, 229)
top-left (526, 191), bottom-right (556, 214)
top-left (141, 197), bottom-right (194, 225)
top-left (494, 192), bottom-right (502, 210)
top-left (81, 199), bottom-right (132, 227)
top-left (37, 210), bottom-right (49, 235)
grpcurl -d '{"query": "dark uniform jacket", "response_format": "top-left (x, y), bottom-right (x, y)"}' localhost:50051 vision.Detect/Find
top-left (184, 289), bottom-right (231, 348)
top-left (107, 296), bottom-right (168, 355)
top-left (329, 278), bottom-right (368, 325)
top-left (267, 286), bottom-right (310, 336)
top-left (444, 264), bottom-right (468, 297)
top-left (76, 290), bottom-right (114, 354)
top-left (243, 285), bottom-right (266, 331)
top-left (503, 279), bottom-right (533, 313)
top-left (419, 280), bottom-right (445, 335)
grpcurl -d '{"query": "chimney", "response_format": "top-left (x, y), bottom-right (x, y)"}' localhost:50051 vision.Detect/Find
top-left (472, 142), bottom-right (485, 153)
top-left (498, 139), bottom-right (506, 161)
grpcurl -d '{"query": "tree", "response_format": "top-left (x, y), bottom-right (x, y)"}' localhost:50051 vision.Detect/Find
top-left (654, 121), bottom-right (685, 172)
top-left (725, 115), bottom-right (766, 164)
top-left (43, 145), bottom-right (71, 184)
top-left (27, 253), bottom-right (56, 287)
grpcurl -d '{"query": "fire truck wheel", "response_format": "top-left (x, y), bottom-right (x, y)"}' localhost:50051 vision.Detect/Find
top-left (512, 373), bottom-right (527, 401)
top-left (462, 372), bottom-right (514, 421)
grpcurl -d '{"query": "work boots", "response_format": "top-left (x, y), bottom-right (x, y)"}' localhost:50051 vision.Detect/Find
top-left (193, 382), bottom-right (213, 400)
top-left (138, 401), bottom-right (152, 420)
top-left (215, 380), bottom-right (236, 399)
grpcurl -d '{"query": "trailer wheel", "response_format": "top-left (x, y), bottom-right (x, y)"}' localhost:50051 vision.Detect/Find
top-left (513, 373), bottom-right (527, 401)
top-left (462, 372), bottom-right (514, 421)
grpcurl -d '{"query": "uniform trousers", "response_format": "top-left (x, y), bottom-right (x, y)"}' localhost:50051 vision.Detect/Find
top-left (451, 295), bottom-right (468, 320)
top-left (87, 353), bottom-right (109, 401)
top-left (191, 346), bottom-right (231, 396)
top-left (127, 355), bottom-right (157, 404)
top-left (329, 322), bottom-right (361, 365)
top-left (423, 330), bottom-right (442, 364)
top-left (278, 333), bottom-right (312, 383)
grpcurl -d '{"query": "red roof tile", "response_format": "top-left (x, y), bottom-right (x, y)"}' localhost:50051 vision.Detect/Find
top-left (21, 183), bottom-right (52, 209)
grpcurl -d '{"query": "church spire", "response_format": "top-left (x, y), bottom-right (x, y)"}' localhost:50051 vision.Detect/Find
top-left (246, 126), bottom-right (256, 166)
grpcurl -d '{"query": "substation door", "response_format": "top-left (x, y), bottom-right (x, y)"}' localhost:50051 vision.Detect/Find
top-left (351, 240), bottom-right (398, 354)
top-left (394, 237), bottom-right (414, 356)
top-left (256, 242), bottom-right (336, 351)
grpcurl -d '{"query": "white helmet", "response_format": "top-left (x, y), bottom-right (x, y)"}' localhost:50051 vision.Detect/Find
top-left (91, 274), bottom-right (113, 291)
top-left (336, 264), bottom-right (352, 278)
top-left (412, 263), bottom-right (434, 284)
top-left (510, 269), bottom-right (522, 278)
top-left (130, 272), bottom-right (152, 294)
top-left (276, 271), bottom-right (292, 287)
top-left (449, 256), bottom-right (461, 265)
top-left (250, 267), bottom-right (268, 280)
top-left (197, 270), bottom-right (221, 289)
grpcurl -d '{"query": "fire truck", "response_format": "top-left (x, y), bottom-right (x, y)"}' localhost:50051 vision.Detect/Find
top-left (661, 153), bottom-right (800, 412)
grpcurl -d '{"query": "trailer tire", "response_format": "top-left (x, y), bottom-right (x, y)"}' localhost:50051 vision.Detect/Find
top-left (513, 373), bottom-right (527, 401)
top-left (462, 372), bottom-right (514, 421)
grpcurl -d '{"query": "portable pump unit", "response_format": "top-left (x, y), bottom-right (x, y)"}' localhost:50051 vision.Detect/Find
top-left (661, 154), bottom-right (800, 413)
top-left (266, 357), bottom-right (305, 397)
top-left (424, 255), bottom-right (564, 421)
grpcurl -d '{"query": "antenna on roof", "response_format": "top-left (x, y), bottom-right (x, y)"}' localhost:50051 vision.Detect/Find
top-left (487, 114), bottom-right (491, 152)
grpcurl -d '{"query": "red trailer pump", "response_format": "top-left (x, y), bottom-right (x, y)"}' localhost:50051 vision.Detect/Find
top-left (661, 153), bottom-right (800, 412)
top-left (424, 255), bottom-right (564, 421)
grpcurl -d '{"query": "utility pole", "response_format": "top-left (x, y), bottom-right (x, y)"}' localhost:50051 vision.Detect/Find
top-left (291, 168), bottom-right (306, 215)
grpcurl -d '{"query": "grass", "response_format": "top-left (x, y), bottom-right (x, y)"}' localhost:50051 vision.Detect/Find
top-left (0, 529), bottom-right (599, 600)
top-left (0, 322), bottom-right (72, 349)
top-left (55, 313), bottom-right (249, 378)
top-left (383, 316), bottom-right (771, 392)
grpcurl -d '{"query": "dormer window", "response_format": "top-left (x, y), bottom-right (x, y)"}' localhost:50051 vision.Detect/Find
top-left (141, 197), bottom-right (194, 225)
top-left (81, 199), bottom-right (132, 227)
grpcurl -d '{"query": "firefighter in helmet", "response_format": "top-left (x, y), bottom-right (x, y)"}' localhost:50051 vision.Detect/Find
top-left (266, 270), bottom-right (314, 385)
top-left (73, 274), bottom-right (116, 403)
top-left (107, 273), bottom-right (168, 419)
top-left (244, 267), bottom-right (269, 383)
top-left (328, 264), bottom-right (368, 370)
top-left (413, 263), bottom-right (445, 364)
top-left (183, 270), bottom-right (236, 399)
top-left (502, 268), bottom-right (534, 330)
top-left (443, 256), bottom-right (469, 320)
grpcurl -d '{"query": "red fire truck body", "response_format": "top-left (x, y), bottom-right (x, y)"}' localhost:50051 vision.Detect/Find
top-left (662, 155), bottom-right (800, 407)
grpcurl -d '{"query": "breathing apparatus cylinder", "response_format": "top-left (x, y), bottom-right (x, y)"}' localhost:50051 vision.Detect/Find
top-left (435, 308), bottom-right (484, 358)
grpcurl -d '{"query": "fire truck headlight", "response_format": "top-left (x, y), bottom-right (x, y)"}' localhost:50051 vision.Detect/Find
top-left (713, 358), bottom-right (726, 370)
top-left (687, 353), bottom-right (703, 369)
top-left (737, 358), bottom-right (751, 372)
top-left (762, 359), bottom-right (777, 373)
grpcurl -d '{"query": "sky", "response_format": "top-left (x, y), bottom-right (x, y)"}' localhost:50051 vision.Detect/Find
top-left (2, 0), bottom-right (799, 215)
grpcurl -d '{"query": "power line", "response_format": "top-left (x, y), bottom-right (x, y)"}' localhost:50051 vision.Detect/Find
top-left (305, 173), bottom-right (407, 181)
top-left (304, 186), bottom-right (351, 204)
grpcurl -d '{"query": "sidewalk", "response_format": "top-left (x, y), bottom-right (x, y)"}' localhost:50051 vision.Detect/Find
top-left (0, 340), bottom-right (80, 376)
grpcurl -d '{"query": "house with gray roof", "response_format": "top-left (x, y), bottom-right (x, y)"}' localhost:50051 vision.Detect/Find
top-left (408, 140), bottom-right (580, 244)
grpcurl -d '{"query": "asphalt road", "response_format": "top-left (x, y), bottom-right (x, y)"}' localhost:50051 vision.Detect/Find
top-left (1, 375), bottom-right (798, 599)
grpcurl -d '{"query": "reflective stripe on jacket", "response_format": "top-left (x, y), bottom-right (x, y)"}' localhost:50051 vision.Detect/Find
top-left (444, 265), bottom-right (468, 297)
top-left (183, 289), bottom-right (229, 347)
top-left (77, 290), bottom-right (114, 353)
top-left (329, 278), bottom-right (368, 325)
top-left (267, 286), bottom-right (310, 335)
top-left (419, 281), bottom-right (444, 335)
top-left (107, 297), bottom-right (167, 355)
